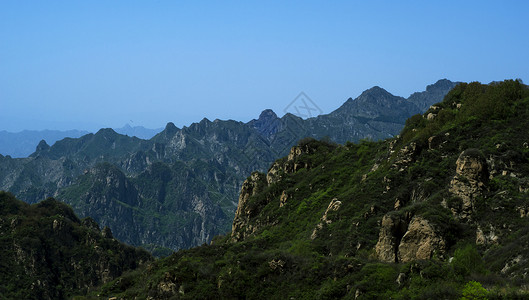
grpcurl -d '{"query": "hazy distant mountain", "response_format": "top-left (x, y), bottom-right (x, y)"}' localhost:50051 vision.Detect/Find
top-left (0, 79), bottom-right (458, 251)
top-left (0, 129), bottom-right (89, 158)
top-left (0, 125), bottom-right (161, 158)
top-left (113, 124), bottom-right (163, 139)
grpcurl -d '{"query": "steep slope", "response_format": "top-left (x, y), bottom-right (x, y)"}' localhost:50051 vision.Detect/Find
top-left (91, 80), bottom-right (529, 299)
top-left (0, 80), bottom-right (457, 252)
top-left (0, 191), bottom-right (152, 299)
top-left (59, 161), bottom-right (230, 251)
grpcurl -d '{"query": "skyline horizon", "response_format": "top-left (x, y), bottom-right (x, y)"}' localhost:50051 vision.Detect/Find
top-left (0, 77), bottom-right (471, 133)
top-left (2, 1), bottom-right (528, 132)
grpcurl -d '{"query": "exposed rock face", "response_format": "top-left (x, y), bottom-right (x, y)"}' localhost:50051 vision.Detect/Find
top-left (449, 149), bottom-right (489, 219)
top-left (279, 190), bottom-right (289, 208)
top-left (311, 198), bottom-right (342, 239)
top-left (476, 224), bottom-right (499, 245)
top-left (397, 216), bottom-right (446, 262)
top-left (375, 214), bottom-right (445, 263)
top-left (231, 172), bottom-right (267, 242)
top-left (267, 144), bottom-right (316, 185)
top-left (407, 79), bottom-right (459, 112)
top-left (375, 214), bottom-right (409, 263)
top-left (393, 142), bottom-right (419, 171)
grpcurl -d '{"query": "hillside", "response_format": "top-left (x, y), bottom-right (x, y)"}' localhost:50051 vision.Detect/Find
top-left (0, 191), bottom-right (152, 299)
top-left (0, 80), bottom-right (457, 252)
top-left (89, 80), bottom-right (529, 299)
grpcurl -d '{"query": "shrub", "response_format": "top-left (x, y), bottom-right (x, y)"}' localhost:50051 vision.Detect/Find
top-left (452, 245), bottom-right (486, 277)
top-left (461, 281), bottom-right (489, 300)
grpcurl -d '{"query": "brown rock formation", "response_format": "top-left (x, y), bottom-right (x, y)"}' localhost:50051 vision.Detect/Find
top-left (397, 216), bottom-right (446, 262)
top-left (449, 149), bottom-right (489, 219)
top-left (311, 198), bottom-right (342, 239)
top-left (374, 214), bottom-right (410, 263)
top-left (375, 214), bottom-right (445, 263)
top-left (231, 172), bottom-right (267, 242)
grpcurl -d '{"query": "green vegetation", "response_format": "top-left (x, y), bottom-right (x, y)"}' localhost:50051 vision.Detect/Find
top-left (70, 80), bottom-right (529, 299)
top-left (0, 191), bottom-right (152, 299)
top-left (3, 80), bottom-right (529, 298)
top-left (0, 80), bottom-right (456, 253)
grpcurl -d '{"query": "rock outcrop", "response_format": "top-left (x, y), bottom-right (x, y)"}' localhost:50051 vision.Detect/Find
top-left (231, 172), bottom-right (268, 242)
top-left (375, 214), bottom-right (410, 263)
top-left (397, 216), bottom-right (446, 262)
top-left (449, 149), bottom-right (489, 219)
top-left (267, 143), bottom-right (316, 185)
top-left (311, 198), bottom-right (342, 239)
top-left (375, 214), bottom-right (445, 263)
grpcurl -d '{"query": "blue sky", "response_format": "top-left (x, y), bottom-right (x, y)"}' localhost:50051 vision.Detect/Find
top-left (1, 1), bottom-right (528, 132)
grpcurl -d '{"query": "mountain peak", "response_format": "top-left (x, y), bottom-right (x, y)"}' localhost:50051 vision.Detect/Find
top-left (161, 122), bottom-right (179, 138)
top-left (95, 128), bottom-right (117, 136)
top-left (408, 79), bottom-right (459, 111)
top-left (361, 86), bottom-right (393, 97)
top-left (258, 109), bottom-right (278, 122)
top-left (426, 79), bottom-right (455, 92)
top-left (165, 122), bottom-right (177, 132)
top-left (247, 109), bottom-right (281, 138)
top-left (34, 139), bottom-right (50, 154)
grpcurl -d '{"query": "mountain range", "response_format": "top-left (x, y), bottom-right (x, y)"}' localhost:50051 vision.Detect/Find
top-left (82, 79), bottom-right (529, 299)
top-left (0, 79), bottom-right (457, 252)
top-left (0, 125), bottom-right (162, 158)
top-left (0, 129), bottom-right (89, 158)
top-left (2, 79), bottom-right (528, 299)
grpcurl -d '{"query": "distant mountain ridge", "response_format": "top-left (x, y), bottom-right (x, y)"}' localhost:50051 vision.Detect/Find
top-left (0, 125), bottom-right (162, 159)
top-left (0, 129), bottom-right (89, 158)
top-left (0, 79), bottom-right (458, 251)
top-left (113, 124), bottom-right (163, 140)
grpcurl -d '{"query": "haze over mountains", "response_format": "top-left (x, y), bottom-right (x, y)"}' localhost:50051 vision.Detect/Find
top-left (0, 125), bottom-right (162, 158)
top-left (0, 79), bottom-right (457, 252)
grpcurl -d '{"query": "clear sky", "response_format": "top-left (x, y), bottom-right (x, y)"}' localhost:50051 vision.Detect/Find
top-left (1, 1), bottom-right (528, 132)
